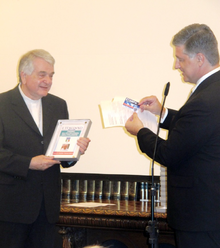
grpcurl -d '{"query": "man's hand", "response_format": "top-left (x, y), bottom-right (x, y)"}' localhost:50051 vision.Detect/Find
top-left (139, 95), bottom-right (165, 117)
top-left (77, 137), bottom-right (91, 154)
top-left (30, 155), bottom-right (60, 171)
top-left (125, 112), bottom-right (144, 136)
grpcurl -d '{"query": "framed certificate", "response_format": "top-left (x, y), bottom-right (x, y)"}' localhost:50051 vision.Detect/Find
top-left (46, 119), bottom-right (92, 161)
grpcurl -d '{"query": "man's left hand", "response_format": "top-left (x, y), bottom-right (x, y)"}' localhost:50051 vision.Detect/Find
top-left (125, 112), bottom-right (144, 136)
top-left (77, 137), bottom-right (91, 154)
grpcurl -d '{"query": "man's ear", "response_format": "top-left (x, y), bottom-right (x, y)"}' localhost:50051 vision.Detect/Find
top-left (196, 53), bottom-right (205, 66)
top-left (20, 71), bottom-right (26, 84)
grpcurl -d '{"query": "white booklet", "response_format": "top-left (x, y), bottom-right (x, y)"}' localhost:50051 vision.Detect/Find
top-left (100, 96), bottom-right (157, 133)
top-left (46, 119), bottom-right (92, 161)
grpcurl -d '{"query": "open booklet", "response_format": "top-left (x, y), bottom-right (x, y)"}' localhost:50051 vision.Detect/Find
top-left (100, 96), bottom-right (157, 133)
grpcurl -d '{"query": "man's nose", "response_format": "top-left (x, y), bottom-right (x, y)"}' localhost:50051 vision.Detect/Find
top-left (174, 60), bottom-right (180, 69)
top-left (43, 75), bottom-right (53, 83)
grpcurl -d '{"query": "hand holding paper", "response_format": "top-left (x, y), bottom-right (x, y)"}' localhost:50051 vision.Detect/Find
top-left (100, 96), bottom-right (157, 133)
top-left (125, 112), bottom-right (144, 136)
top-left (139, 95), bottom-right (168, 119)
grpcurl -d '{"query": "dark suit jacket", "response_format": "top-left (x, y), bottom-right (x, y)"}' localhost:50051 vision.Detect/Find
top-left (137, 70), bottom-right (220, 232)
top-left (0, 86), bottom-right (74, 224)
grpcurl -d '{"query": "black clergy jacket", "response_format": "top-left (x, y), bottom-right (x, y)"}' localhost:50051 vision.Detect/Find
top-left (0, 85), bottom-right (75, 224)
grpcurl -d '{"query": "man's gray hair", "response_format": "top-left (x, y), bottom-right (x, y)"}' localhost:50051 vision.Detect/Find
top-left (18, 49), bottom-right (55, 82)
top-left (172, 23), bottom-right (219, 66)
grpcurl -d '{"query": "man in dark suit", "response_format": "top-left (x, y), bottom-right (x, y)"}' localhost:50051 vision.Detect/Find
top-left (0, 49), bottom-right (90, 248)
top-left (125, 24), bottom-right (220, 247)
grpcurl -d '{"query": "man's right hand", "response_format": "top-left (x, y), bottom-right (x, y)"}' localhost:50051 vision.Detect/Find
top-left (139, 95), bottom-right (165, 117)
top-left (29, 155), bottom-right (60, 171)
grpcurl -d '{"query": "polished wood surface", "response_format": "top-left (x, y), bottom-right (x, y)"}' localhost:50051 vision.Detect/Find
top-left (60, 200), bottom-right (166, 219)
top-left (59, 200), bottom-right (170, 232)
top-left (58, 200), bottom-right (175, 248)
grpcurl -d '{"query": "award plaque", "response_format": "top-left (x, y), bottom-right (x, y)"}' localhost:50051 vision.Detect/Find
top-left (46, 119), bottom-right (92, 161)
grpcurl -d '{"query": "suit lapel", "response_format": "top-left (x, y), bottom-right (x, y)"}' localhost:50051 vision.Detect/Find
top-left (10, 86), bottom-right (41, 135)
top-left (188, 70), bottom-right (220, 101)
top-left (169, 70), bottom-right (220, 132)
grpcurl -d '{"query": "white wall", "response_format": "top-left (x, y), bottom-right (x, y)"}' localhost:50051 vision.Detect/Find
top-left (1, 0), bottom-right (220, 175)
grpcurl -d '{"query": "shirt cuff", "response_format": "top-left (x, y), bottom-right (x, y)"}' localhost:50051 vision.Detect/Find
top-left (160, 108), bottom-right (168, 123)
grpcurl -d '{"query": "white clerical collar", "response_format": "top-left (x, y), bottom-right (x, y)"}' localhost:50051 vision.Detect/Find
top-left (18, 83), bottom-right (43, 134)
top-left (191, 67), bottom-right (220, 94)
top-left (18, 83), bottom-right (41, 104)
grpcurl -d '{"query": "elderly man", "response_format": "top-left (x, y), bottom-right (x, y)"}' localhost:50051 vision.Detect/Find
top-left (125, 24), bottom-right (220, 248)
top-left (0, 49), bottom-right (90, 248)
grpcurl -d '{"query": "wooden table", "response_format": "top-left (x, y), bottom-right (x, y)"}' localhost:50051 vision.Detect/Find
top-left (57, 200), bottom-right (175, 248)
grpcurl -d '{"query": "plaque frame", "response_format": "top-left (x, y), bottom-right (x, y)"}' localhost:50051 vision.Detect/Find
top-left (46, 119), bottom-right (92, 161)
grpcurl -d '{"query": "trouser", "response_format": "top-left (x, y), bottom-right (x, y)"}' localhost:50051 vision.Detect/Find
top-left (0, 201), bottom-right (57, 248)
